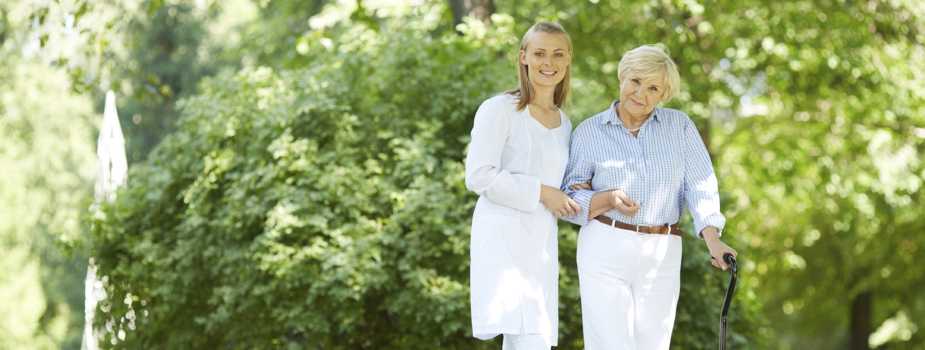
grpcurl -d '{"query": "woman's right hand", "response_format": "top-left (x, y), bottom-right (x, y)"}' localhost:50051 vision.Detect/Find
top-left (540, 185), bottom-right (581, 217)
top-left (608, 189), bottom-right (639, 217)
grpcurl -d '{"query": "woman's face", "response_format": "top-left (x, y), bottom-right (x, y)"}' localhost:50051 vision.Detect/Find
top-left (520, 32), bottom-right (570, 90)
top-left (619, 73), bottom-right (665, 119)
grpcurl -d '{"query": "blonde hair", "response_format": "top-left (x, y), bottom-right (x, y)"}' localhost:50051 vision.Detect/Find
top-left (617, 44), bottom-right (681, 103)
top-left (508, 22), bottom-right (572, 111)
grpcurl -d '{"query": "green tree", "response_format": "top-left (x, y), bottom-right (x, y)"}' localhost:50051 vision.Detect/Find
top-left (89, 3), bottom-right (764, 348)
top-left (711, 3), bottom-right (925, 349)
top-left (17, 0), bottom-right (252, 163)
top-left (0, 57), bottom-right (97, 350)
top-left (110, 1), bottom-right (230, 163)
top-left (0, 2), bottom-right (102, 349)
top-left (495, 0), bottom-right (925, 348)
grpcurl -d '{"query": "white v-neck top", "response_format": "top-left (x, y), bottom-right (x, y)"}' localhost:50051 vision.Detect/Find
top-left (464, 93), bottom-right (572, 345)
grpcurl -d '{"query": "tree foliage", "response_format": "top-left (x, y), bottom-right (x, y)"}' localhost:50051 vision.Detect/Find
top-left (496, 0), bottom-right (925, 348)
top-left (92, 10), bottom-right (511, 348)
top-left (5, 0), bottom-right (922, 348)
top-left (89, 5), bottom-right (763, 348)
top-left (0, 56), bottom-right (96, 349)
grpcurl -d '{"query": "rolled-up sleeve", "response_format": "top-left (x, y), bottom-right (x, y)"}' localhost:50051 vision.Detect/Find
top-left (560, 125), bottom-right (595, 226)
top-left (682, 117), bottom-right (726, 237)
top-left (464, 98), bottom-right (541, 213)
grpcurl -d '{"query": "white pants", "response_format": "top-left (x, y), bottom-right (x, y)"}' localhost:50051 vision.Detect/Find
top-left (577, 220), bottom-right (683, 350)
top-left (502, 333), bottom-right (551, 350)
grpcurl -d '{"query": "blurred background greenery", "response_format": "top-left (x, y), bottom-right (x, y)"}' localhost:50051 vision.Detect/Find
top-left (1, 0), bottom-right (922, 349)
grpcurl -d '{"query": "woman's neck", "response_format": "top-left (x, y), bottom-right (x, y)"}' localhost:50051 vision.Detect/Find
top-left (531, 85), bottom-right (557, 109)
top-left (617, 104), bottom-right (649, 129)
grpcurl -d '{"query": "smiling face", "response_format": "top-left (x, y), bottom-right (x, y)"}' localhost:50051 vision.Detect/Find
top-left (614, 45), bottom-right (681, 120)
top-left (519, 32), bottom-right (571, 91)
top-left (618, 72), bottom-right (666, 120)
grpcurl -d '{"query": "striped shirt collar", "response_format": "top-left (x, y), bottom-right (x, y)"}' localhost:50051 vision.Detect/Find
top-left (601, 100), bottom-right (662, 125)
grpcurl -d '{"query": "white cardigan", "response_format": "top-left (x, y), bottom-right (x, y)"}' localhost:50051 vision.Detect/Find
top-left (465, 94), bottom-right (571, 345)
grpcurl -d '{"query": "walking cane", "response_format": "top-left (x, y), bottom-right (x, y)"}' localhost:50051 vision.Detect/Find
top-left (719, 253), bottom-right (738, 350)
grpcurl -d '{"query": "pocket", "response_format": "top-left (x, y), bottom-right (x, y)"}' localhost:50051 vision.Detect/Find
top-left (663, 235), bottom-right (683, 274)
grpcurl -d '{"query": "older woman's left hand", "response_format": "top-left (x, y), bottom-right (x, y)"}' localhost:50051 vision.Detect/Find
top-left (701, 227), bottom-right (738, 271)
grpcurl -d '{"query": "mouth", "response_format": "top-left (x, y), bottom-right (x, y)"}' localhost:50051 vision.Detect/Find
top-left (539, 69), bottom-right (558, 77)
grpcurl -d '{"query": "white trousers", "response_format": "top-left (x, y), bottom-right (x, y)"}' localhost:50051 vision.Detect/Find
top-left (577, 220), bottom-right (683, 350)
top-left (502, 333), bottom-right (551, 350)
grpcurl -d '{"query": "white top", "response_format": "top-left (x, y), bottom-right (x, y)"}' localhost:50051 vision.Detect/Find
top-left (465, 94), bottom-right (571, 345)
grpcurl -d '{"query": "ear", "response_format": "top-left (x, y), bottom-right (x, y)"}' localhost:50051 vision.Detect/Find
top-left (519, 49), bottom-right (526, 66)
top-left (659, 86), bottom-right (669, 102)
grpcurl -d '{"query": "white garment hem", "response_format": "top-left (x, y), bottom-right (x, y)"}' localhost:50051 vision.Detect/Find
top-left (473, 330), bottom-right (558, 346)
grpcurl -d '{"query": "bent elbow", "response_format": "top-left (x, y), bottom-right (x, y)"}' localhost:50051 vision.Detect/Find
top-left (465, 164), bottom-right (503, 195)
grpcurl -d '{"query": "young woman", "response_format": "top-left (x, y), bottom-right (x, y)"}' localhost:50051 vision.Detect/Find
top-left (464, 22), bottom-right (578, 350)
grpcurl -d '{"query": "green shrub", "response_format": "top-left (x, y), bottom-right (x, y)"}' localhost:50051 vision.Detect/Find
top-left (91, 16), bottom-right (764, 349)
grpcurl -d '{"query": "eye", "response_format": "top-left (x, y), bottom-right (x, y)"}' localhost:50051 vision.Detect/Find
top-left (631, 78), bottom-right (641, 84)
top-left (649, 86), bottom-right (659, 92)
top-left (534, 52), bottom-right (545, 57)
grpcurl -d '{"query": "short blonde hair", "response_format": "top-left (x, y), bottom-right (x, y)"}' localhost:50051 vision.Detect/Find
top-left (617, 44), bottom-right (681, 103)
top-left (508, 22), bottom-right (572, 111)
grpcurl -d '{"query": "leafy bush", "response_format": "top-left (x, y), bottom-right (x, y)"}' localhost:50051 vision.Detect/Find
top-left (91, 15), bottom-right (764, 349)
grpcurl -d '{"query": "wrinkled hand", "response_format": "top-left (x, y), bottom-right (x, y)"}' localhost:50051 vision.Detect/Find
top-left (609, 189), bottom-right (639, 217)
top-left (702, 228), bottom-right (738, 271)
top-left (540, 186), bottom-right (581, 217)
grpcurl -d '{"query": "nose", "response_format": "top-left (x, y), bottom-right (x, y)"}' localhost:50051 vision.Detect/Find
top-left (541, 55), bottom-right (553, 66)
top-left (632, 85), bottom-right (644, 98)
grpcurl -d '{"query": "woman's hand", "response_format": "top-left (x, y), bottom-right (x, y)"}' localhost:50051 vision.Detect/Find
top-left (608, 189), bottom-right (639, 217)
top-left (701, 227), bottom-right (738, 271)
top-left (573, 184), bottom-right (640, 219)
top-left (540, 185), bottom-right (581, 217)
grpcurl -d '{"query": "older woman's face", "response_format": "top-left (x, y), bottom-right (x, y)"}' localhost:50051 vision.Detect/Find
top-left (619, 73), bottom-right (665, 119)
top-left (520, 32), bottom-right (571, 89)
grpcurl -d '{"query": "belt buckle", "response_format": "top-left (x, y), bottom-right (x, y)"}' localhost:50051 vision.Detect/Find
top-left (634, 224), bottom-right (641, 233)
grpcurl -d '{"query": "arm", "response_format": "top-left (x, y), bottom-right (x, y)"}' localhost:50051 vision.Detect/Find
top-left (464, 98), bottom-right (541, 212)
top-left (681, 117), bottom-right (727, 238)
top-left (587, 191), bottom-right (614, 219)
top-left (682, 117), bottom-right (738, 269)
top-left (575, 187), bottom-right (637, 220)
top-left (560, 126), bottom-right (598, 225)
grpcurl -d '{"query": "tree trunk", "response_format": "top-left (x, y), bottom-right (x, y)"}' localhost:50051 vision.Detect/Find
top-left (850, 291), bottom-right (872, 350)
top-left (447, 0), bottom-right (494, 28)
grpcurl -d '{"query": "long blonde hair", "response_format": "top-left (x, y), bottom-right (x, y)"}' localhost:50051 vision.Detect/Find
top-left (507, 22), bottom-right (572, 111)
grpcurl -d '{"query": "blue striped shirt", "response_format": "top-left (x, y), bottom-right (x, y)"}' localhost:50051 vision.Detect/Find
top-left (561, 101), bottom-right (726, 237)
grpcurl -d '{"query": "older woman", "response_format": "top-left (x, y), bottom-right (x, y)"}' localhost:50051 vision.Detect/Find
top-left (562, 44), bottom-right (737, 349)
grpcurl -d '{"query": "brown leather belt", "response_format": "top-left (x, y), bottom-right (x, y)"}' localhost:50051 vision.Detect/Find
top-left (594, 216), bottom-right (682, 237)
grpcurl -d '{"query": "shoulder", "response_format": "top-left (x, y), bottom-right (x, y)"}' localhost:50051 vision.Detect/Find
top-left (559, 110), bottom-right (573, 130)
top-left (654, 107), bottom-right (690, 123)
top-left (573, 109), bottom-right (609, 137)
top-left (478, 93), bottom-right (520, 115)
top-left (655, 107), bottom-right (696, 129)
top-left (473, 94), bottom-right (521, 129)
